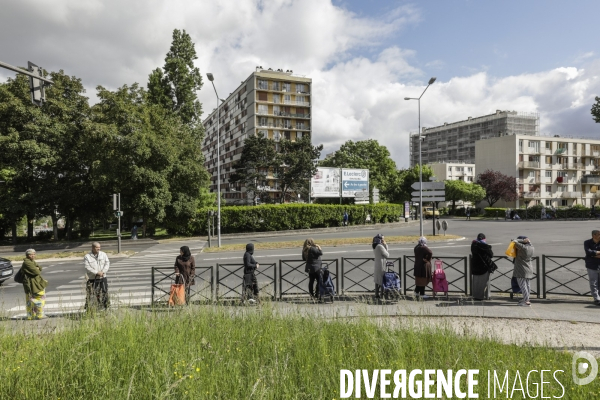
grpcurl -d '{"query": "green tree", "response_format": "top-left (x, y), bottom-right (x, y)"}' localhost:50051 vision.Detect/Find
top-left (444, 180), bottom-right (486, 211)
top-left (229, 133), bottom-right (279, 204)
top-left (276, 135), bottom-right (323, 203)
top-left (592, 96), bottom-right (600, 123)
top-left (320, 139), bottom-right (397, 201)
top-left (147, 29), bottom-right (203, 127)
top-left (394, 165), bottom-right (435, 202)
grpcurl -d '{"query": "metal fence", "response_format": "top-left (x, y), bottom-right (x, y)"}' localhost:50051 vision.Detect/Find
top-left (151, 266), bottom-right (214, 304)
top-left (480, 256), bottom-right (540, 299)
top-left (216, 263), bottom-right (276, 301)
top-left (340, 258), bottom-right (401, 295)
top-left (542, 256), bottom-right (591, 299)
top-left (403, 256), bottom-right (468, 296)
top-left (279, 259), bottom-right (338, 299)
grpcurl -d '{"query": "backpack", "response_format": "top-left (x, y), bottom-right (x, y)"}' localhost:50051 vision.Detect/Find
top-left (13, 268), bottom-right (25, 284)
top-left (432, 260), bottom-right (449, 295)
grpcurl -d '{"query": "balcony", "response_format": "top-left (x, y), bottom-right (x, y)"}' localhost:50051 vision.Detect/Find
top-left (582, 176), bottom-right (600, 184)
top-left (595, 192), bottom-right (600, 198)
top-left (561, 191), bottom-right (582, 199)
top-left (555, 148), bottom-right (567, 155)
top-left (522, 192), bottom-right (541, 198)
top-left (522, 148), bottom-right (541, 155)
top-left (518, 161), bottom-right (540, 169)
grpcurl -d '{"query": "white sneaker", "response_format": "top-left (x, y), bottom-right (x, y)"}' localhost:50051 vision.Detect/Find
top-left (248, 299), bottom-right (256, 304)
top-left (421, 295), bottom-right (430, 299)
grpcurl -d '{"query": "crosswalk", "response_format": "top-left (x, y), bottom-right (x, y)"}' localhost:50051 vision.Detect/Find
top-left (9, 241), bottom-right (205, 317)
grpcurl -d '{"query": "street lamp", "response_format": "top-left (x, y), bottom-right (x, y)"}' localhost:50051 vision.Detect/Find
top-left (405, 76), bottom-right (436, 237)
top-left (206, 72), bottom-right (222, 247)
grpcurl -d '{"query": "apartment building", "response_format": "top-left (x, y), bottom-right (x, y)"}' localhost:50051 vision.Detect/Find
top-left (429, 162), bottom-right (476, 183)
top-left (410, 110), bottom-right (539, 166)
top-left (475, 134), bottom-right (600, 208)
top-left (202, 68), bottom-right (312, 204)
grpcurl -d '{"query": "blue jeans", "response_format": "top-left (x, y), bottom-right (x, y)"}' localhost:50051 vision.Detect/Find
top-left (587, 268), bottom-right (600, 301)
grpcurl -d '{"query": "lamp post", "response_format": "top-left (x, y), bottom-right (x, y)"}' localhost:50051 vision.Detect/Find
top-left (206, 73), bottom-right (222, 247)
top-left (405, 76), bottom-right (436, 237)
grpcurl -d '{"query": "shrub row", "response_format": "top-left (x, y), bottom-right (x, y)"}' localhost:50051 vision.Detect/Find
top-left (484, 205), bottom-right (594, 219)
top-left (175, 203), bottom-right (404, 235)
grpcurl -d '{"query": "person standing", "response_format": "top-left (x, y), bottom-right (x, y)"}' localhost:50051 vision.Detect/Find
top-left (131, 225), bottom-right (138, 240)
top-left (20, 249), bottom-right (48, 320)
top-left (413, 237), bottom-right (433, 298)
top-left (174, 246), bottom-right (195, 302)
top-left (512, 236), bottom-right (535, 306)
top-left (84, 242), bottom-right (110, 310)
top-left (584, 230), bottom-right (600, 306)
top-left (372, 234), bottom-right (390, 299)
top-left (466, 207), bottom-right (471, 221)
top-left (470, 233), bottom-right (495, 301)
top-left (343, 211), bottom-right (349, 227)
top-left (243, 243), bottom-right (260, 303)
top-left (302, 238), bottom-right (323, 299)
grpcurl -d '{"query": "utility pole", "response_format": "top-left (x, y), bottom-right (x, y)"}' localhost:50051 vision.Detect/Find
top-left (0, 60), bottom-right (54, 106)
top-left (113, 194), bottom-right (122, 253)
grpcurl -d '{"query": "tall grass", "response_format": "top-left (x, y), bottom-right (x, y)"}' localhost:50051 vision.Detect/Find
top-left (0, 306), bottom-right (597, 399)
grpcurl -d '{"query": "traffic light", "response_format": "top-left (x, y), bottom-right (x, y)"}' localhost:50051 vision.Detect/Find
top-left (27, 61), bottom-right (46, 106)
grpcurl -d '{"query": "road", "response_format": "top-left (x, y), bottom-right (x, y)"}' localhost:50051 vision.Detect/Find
top-left (0, 218), bottom-right (596, 317)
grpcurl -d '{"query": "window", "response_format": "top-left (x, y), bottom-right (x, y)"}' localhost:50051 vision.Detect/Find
top-left (467, 176), bottom-right (473, 182)
top-left (257, 104), bottom-right (268, 115)
top-left (557, 186), bottom-right (565, 192)
top-left (283, 119), bottom-right (291, 129)
top-left (259, 117), bottom-right (268, 127)
top-left (545, 200), bottom-right (551, 206)
top-left (283, 82), bottom-right (291, 92)
top-left (562, 199), bottom-right (568, 206)
top-left (272, 81), bottom-right (280, 91)
top-left (273, 105), bottom-right (280, 115)
top-left (296, 132), bottom-right (303, 139)
top-left (273, 131), bottom-right (281, 142)
top-left (284, 95), bottom-right (291, 104)
top-left (258, 92), bottom-right (268, 101)
top-left (296, 83), bottom-right (305, 93)
top-left (284, 131), bottom-right (291, 140)
top-left (528, 171), bottom-right (534, 178)
top-left (546, 185), bottom-right (552, 192)
top-left (273, 94), bottom-right (281, 104)
top-left (545, 171), bottom-right (552, 178)
top-left (545, 156), bottom-right (552, 164)
top-left (468, 167), bottom-right (473, 172)
top-left (296, 95), bottom-right (305, 105)
top-left (557, 171), bottom-right (567, 177)
top-left (519, 140), bottom-right (523, 152)
top-left (546, 142), bottom-right (551, 149)
top-left (448, 167), bottom-right (452, 172)
top-left (258, 80), bottom-right (268, 90)
top-left (296, 121), bottom-right (304, 130)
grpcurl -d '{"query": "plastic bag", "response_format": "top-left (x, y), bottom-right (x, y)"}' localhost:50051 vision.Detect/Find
top-left (505, 241), bottom-right (517, 258)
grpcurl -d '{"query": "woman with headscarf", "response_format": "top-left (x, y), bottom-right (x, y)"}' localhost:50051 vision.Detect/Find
top-left (471, 233), bottom-right (494, 301)
top-left (20, 248), bottom-right (48, 320)
top-left (413, 237), bottom-right (433, 298)
top-left (372, 234), bottom-right (389, 299)
top-left (243, 243), bottom-right (260, 302)
top-left (302, 238), bottom-right (323, 298)
top-left (174, 246), bottom-right (196, 301)
top-left (512, 236), bottom-right (535, 306)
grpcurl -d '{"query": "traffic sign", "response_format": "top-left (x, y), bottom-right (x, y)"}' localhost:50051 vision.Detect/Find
top-left (411, 182), bottom-right (445, 190)
top-left (354, 191), bottom-right (369, 198)
top-left (411, 196), bottom-right (446, 202)
top-left (411, 190), bottom-right (446, 197)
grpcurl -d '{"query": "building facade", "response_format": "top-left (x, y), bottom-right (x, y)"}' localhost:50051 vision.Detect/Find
top-left (202, 68), bottom-right (312, 204)
top-left (429, 162), bottom-right (476, 183)
top-left (475, 134), bottom-right (600, 208)
top-left (410, 110), bottom-right (539, 166)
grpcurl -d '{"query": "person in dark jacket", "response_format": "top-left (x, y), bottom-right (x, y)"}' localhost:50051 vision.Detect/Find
top-left (471, 233), bottom-right (494, 300)
top-left (21, 249), bottom-right (48, 320)
top-left (302, 238), bottom-right (323, 298)
top-left (174, 246), bottom-right (196, 301)
top-left (243, 243), bottom-right (260, 300)
top-left (583, 230), bottom-right (600, 306)
top-left (413, 237), bottom-right (433, 298)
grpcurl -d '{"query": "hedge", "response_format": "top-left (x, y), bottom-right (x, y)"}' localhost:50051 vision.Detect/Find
top-left (173, 203), bottom-right (404, 235)
top-left (484, 205), bottom-right (593, 220)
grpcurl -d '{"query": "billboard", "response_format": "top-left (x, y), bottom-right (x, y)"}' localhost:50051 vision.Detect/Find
top-left (341, 169), bottom-right (369, 197)
top-left (311, 167), bottom-right (340, 198)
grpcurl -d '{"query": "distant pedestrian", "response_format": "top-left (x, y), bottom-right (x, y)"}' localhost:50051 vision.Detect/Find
top-left (541, 207), bottom-right (547, 220)
top-left (343, 211), bottom-right (349, 227)
top-left (174, 246), bottom-right (195, 302)
top-left (243, 243), bottom-right (260, 303)
top-left (84, 242), bottom-right (110, 310)
top-left (131, 225), bottom-right (138, 240)
top-left (591, 205), bottom-right (597, 219)
top-left (505, 208), bottom-right (510, 220)
top-left (583, 230), bottom-right (600, 306)
top-left (372, 234), bottom-right (389, 299)
top-left (470, 233), bottom-right (495, 301)
top-left (20, 249), bottom-right (48, 320)
top-left (465, 207), bottom-right (471, 221)
top-left (512, 236), bottom-right (534, 306)
top-left (302, 238), bottom-right (323, 299)
top-left (413, 237), bottom-right (433, 299)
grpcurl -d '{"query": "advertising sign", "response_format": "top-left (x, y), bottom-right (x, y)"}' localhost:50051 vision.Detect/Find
top-left (310, 167), bottom-right (340, 198)
top-left (404, 201), bottom-right (410, 219)
top-left (342, 169), bottom-right (369, 197)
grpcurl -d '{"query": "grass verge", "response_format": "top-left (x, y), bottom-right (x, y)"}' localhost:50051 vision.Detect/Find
top-left (2, 250), bottom-right (136, 262)
top-left (203, 234), bottom-right (463, 253)
top-left (0, 306), bottom-right (595, 399)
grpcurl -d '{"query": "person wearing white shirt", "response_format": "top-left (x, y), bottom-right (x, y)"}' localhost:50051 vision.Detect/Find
top-left (83, 242), bottom-right (110, 310)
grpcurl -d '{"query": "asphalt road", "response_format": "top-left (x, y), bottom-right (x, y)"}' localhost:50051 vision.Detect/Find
top-left (1, 218), bottom-right (596, 316)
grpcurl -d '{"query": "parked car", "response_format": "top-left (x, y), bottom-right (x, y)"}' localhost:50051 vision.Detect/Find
top-left (0, 257), bottom-right (14, 285)
top-left (424, 207), bottom-right (440, 219)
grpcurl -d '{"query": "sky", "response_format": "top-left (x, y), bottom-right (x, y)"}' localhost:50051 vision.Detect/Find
top-left (1, 0), bottom-right (599, 168)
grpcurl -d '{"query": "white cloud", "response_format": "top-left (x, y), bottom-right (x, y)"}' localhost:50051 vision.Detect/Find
top-left (2, 1), bottom-right (600, 169)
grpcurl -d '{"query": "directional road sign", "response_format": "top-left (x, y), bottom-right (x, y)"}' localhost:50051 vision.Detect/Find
top-left (411, 182), bottom-right (445, 190)
top-left (411, 190), bottom-right (446, 197)
top-left (411, 196), bottom-right (446, 202)
top-left (354, 191), bottom-right (369, 198)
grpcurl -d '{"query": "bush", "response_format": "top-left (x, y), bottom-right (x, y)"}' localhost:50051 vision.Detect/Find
top-left (35, 231), bottom-right (53, 240)
top-left (179, 203), bottom-right (404, 236)
top-left (79, 228), bottom-right (92, 239)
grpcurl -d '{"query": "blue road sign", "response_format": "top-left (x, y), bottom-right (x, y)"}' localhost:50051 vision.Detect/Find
top-left (342, 180), bottom-right (368, 190)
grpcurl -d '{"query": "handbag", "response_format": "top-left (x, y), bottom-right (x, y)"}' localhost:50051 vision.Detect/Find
top-left (511, 277), bottom-right (522, 293)
top-left (505, 241), bottom-right (517, 258)
top-left (168, 275), bottom-right (186, 306)
top-left (14, 268), bottom-right (25, 284)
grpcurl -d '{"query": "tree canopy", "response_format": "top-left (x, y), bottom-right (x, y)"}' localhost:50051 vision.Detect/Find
top-left (444, 179), bottom-right (486, 210)
top-left (592, 96), bottom-right (600, 123)
top-left (476, 170), bottom-right (518, 207)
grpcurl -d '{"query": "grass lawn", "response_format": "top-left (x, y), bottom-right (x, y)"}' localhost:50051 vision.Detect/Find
top-left (0, 306), bottom-right (595, 399)
top-left (203, 235), bottom-right (463, 253)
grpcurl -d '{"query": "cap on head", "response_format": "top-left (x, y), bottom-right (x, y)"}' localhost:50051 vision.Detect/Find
top-left (517, 235), bottom-right (528, 240)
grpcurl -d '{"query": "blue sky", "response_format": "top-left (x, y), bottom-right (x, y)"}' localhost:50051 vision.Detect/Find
top-left (1, 0), bottom-right (599, 167)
